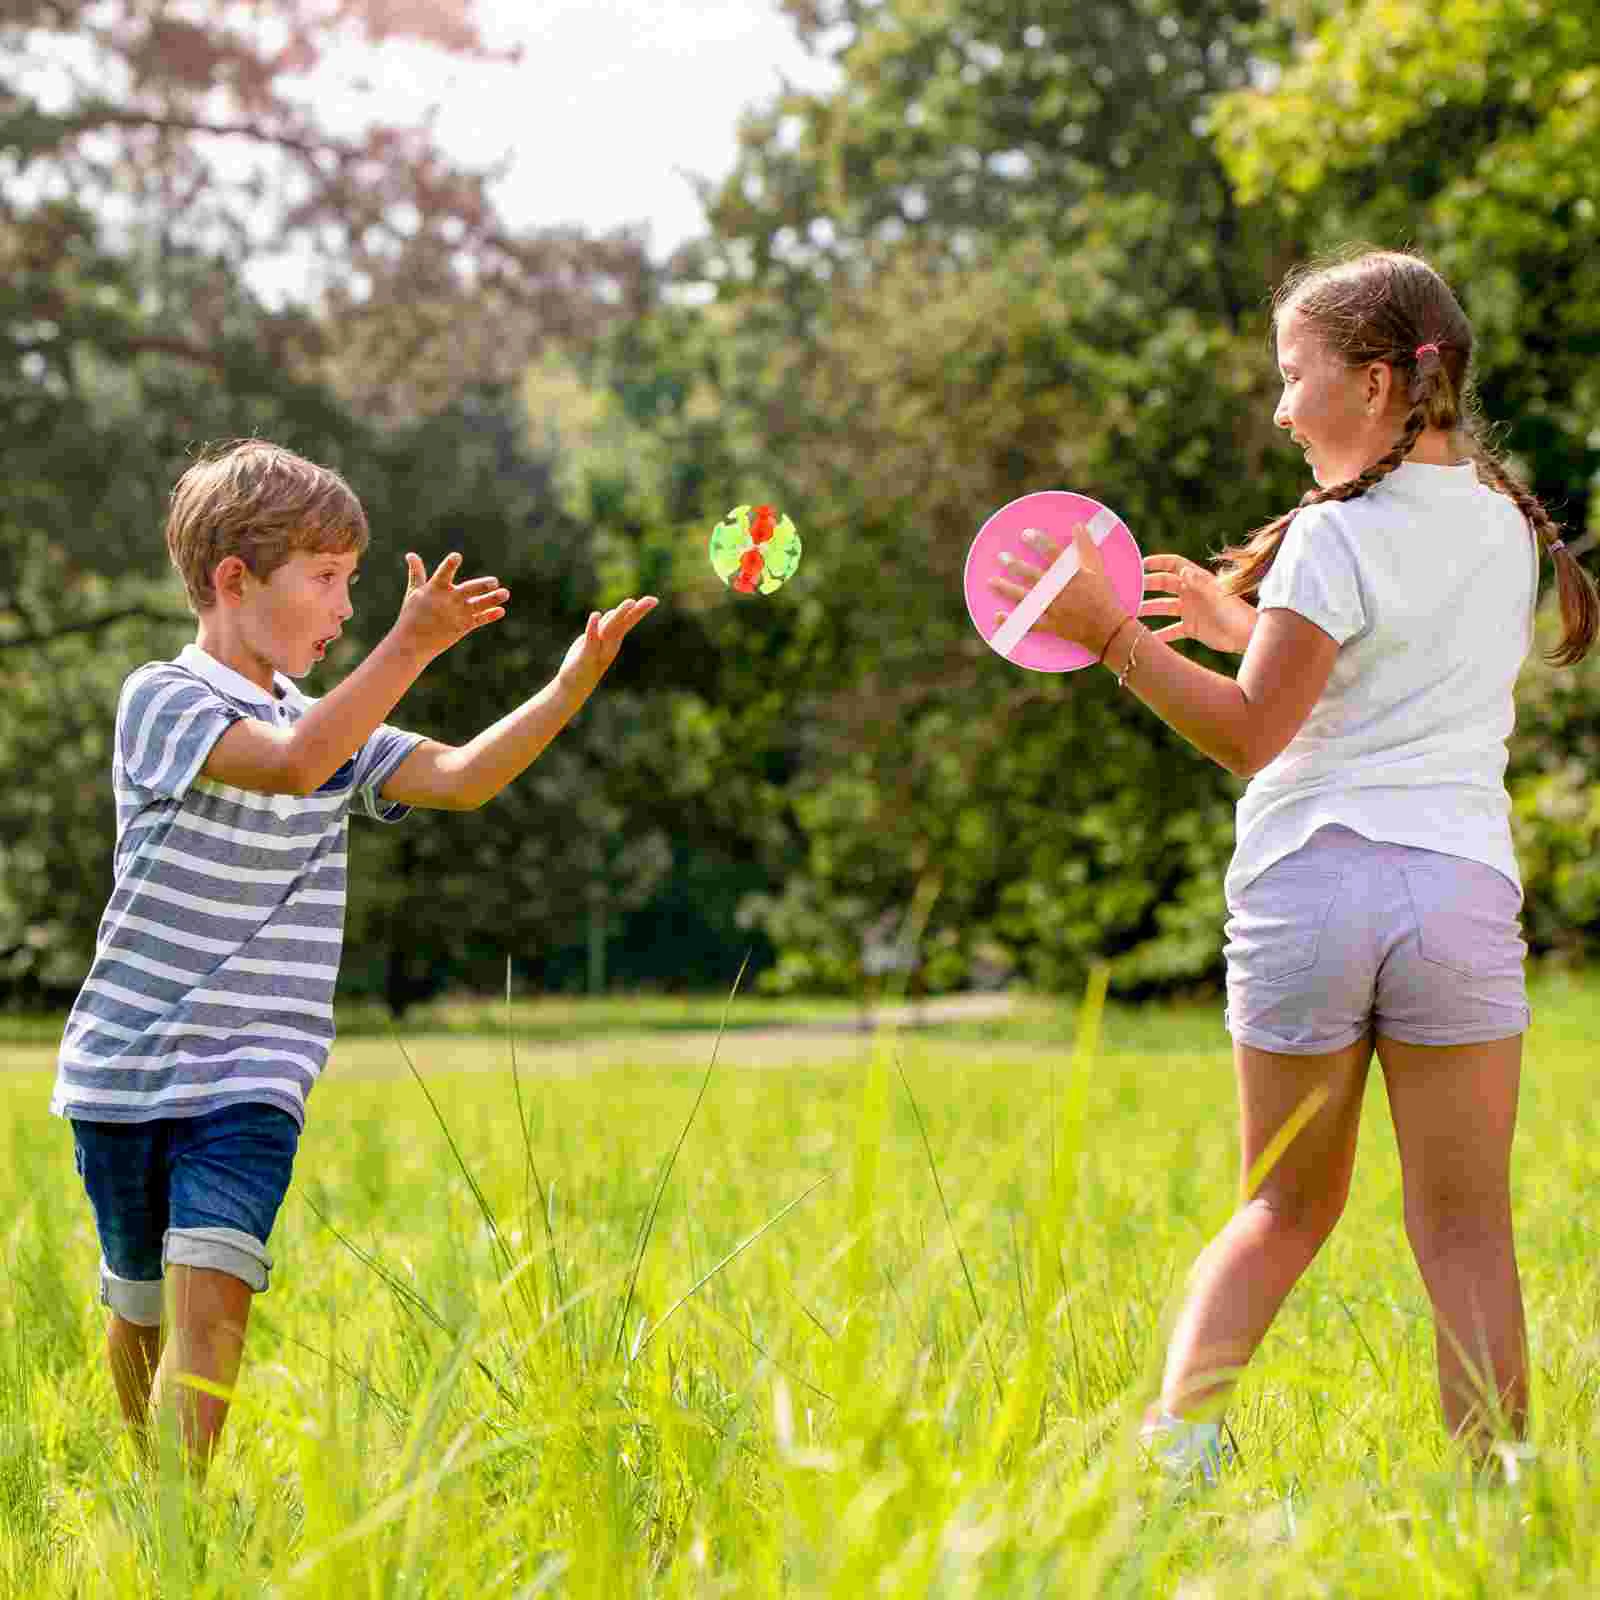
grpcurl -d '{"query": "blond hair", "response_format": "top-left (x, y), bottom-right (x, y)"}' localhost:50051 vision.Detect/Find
top-left (165, 440), bottom-right (369, 612)
top-left (1217, 248), bottom-right (1597, 667)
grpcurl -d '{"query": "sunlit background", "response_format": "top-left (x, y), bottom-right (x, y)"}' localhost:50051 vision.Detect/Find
top-left (294, 0), bottom-right (841, 263)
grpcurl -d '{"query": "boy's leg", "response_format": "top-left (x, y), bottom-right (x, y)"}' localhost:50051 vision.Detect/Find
top-left (150, 1265), bottom-right (255, 1467)
top-left (1158, 1034), bottom-right (1373, 1416)
top-left (108, 1316), bottom-right (163, 1433)
top-left (1375, 1032), bottom-right (1525, 1445)
top-left (159, 1101), bottom-right (300, 1474)
top-left (70, 1120), bottom-right (168, 1451)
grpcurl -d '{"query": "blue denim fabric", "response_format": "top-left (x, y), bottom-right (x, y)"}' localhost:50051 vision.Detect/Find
top-left (71, 1103), bottom-right (301, 1285)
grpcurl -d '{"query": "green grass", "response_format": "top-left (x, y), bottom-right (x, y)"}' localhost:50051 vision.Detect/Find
top-left (0, 989), bottom-right (996, 1046)
top-left (4, 972), bottom-right (1600, 1595)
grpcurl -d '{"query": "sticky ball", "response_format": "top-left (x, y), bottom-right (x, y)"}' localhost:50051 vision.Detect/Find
top-left (710, 504), bottom-right (802, 594)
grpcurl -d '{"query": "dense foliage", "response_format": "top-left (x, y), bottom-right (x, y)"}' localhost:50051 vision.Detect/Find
top-left (3, 0), bottom-right (1598, 1006)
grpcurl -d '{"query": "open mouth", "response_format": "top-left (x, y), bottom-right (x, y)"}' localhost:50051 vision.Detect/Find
top-left (313, 633), bottom-right (339, 658)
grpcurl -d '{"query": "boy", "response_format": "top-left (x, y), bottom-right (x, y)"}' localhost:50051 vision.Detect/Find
top-left (51, 439), bottom-right (656, 1470)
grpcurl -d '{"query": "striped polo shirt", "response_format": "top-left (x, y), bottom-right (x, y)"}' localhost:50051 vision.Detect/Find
top-left (51, 643), bottom-right (424, 1128)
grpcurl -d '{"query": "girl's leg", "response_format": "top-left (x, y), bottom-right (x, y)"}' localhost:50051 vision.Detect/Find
top-left (1159, 1033), bottom-right (1373, 1415)
top-left (1374, 1032), bottom-right (1525, 1444)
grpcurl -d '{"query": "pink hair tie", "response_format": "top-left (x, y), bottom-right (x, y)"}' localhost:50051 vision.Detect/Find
top-left (1415, 342), bottom-right (1441, 361)
top-left (1549, 539), bottom-right (1567, 555)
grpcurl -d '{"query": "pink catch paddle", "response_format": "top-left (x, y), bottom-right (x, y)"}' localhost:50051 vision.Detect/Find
top-left (963, 490), bottom-right (1143, 672)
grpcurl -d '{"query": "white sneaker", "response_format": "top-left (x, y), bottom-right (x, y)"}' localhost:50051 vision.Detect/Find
top-left (1139, 1410), bottom-right (1232, 1485)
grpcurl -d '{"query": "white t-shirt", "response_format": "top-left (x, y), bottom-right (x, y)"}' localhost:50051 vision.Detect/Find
top-left (1226, 459), bottom-right (1538, 903)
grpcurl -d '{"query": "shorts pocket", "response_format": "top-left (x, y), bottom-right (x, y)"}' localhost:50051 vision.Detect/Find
top-left (1402, 860), bottom-right (1524, 979)
top-left (1225, 865), bottom-right (1344, 983)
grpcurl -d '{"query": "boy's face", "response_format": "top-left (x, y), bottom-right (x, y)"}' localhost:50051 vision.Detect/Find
top-left (239, 548), bottom-right (360, 679)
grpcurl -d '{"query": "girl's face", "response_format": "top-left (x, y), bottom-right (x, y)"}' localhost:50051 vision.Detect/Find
top-left (1273, 308), bottom-right (1391, 487)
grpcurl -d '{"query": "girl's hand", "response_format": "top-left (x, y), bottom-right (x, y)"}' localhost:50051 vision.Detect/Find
top-left (1140, 555), bottom-right (1257, 654)
top-left (986, 524), bottom-right (1129, 656)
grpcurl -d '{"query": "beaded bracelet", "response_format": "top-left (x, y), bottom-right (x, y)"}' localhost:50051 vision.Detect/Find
top-left (1097, 615), bottom-right (1136, 665)
top-left (1116, 625), bottom-right (1144, 690)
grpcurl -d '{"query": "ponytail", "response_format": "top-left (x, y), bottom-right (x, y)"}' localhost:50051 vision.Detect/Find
top-left (1468, 441), bottom-right (1599, 667)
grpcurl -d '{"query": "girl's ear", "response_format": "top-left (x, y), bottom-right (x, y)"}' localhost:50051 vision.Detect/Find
top-left (1365, 361), bottom-right (1395, 414)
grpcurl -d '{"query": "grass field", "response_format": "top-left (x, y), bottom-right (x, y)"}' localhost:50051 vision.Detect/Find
top-left (5, 971), bottom-right (1600, 1596)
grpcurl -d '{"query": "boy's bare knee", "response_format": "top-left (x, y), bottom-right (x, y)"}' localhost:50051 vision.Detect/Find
top-left (167, 1265), bottom-right (254, 1349)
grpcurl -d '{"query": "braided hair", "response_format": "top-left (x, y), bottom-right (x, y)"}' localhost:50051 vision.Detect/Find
top-left (1216, 249), bottom-right (1597, 667)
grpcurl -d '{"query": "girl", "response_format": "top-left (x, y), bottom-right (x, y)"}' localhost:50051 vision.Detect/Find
top-left (989, 248), bottom-right (1597, 1471)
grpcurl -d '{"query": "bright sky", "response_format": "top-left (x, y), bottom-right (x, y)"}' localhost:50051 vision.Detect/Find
top-left (313, 0), bottom-right (841, 259)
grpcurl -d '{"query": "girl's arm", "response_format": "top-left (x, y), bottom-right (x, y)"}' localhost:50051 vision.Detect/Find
top-left (1102, 607), bottom-right (1338, 777)
top-left (991, 525), bottom-right (1337, 778)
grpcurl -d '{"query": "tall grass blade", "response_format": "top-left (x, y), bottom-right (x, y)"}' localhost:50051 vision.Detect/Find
top-left (681, 1295), bottom-right (836, 1404)
top-left (1243, 1083), bottom-right (1331, 1200)
top-left (612, 949), bottom-right (751, 1360)
top-left (301, 1192), bottom-right (520, 1411)
top-left (896, 1058), bottom-right (1004, 1405)
top-left (1332, 1290), bottom-right (1388, 1390)
top-left (844, 870), bottom-right (943, 1389)
top-left (302, 1192), bottom-right (457, 1338)
top-left (505, 956), bottom-right (572, 1364)
top-left (638, 1174), bottom-right (834, 1353)
top-left (391, 1028), bottom-right (521, 1298)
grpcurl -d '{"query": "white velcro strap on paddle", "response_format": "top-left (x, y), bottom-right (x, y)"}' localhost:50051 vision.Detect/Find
top-left (989, 504), bottom-right (1121, 659)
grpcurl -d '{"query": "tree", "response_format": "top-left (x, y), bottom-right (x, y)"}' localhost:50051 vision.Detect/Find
top-left (0, 1), bottom-right (658, 1001)
top-left (626, 0), bottom-right (1313, 991)
top-left (1, 0), bottom-right (655, 642)
top-left (2, 0), bottom-right (650, 420)
top-left (1211, 0), bottom-right (1600, 532)
top-left (693, 0), bottom-right (1289, 326)
top-left (334, 391), bottom-right (680, 1011)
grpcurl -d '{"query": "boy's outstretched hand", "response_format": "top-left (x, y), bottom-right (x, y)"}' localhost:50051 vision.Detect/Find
top-left (396, 552), bottom-right (510, 661)
top-left (558, 597), bottom-right (659, 694)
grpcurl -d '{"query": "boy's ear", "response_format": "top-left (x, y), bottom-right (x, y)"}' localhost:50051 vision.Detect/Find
top-left (212, 555), bottom-right (248, 606)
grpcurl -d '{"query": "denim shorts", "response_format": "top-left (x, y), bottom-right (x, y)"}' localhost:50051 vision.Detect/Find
top-left (1224, 826), bottom-right (1530, 1055)
top-left (71, 1102), bottom-right (301, 1325)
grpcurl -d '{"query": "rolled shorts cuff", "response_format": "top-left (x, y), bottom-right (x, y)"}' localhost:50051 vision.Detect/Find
top-left (1224, 1016), bottom-right (1372, 1056)
top-left (163, 1225), bottom-right (273, 1293)
top-left (1375, 1010), bottom-right (1531, 1047)
top-left (99, 1262), bottom-right (164, 1326)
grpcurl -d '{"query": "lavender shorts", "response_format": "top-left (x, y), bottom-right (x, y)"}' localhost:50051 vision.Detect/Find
top-left (1224, 826), bottom-right (1530, 1055)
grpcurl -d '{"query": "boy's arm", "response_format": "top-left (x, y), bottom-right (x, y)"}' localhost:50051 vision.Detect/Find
top-left (202, 554), bottom-right (507, 796)
top-left (381, 596), bottom-right (657, 810)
